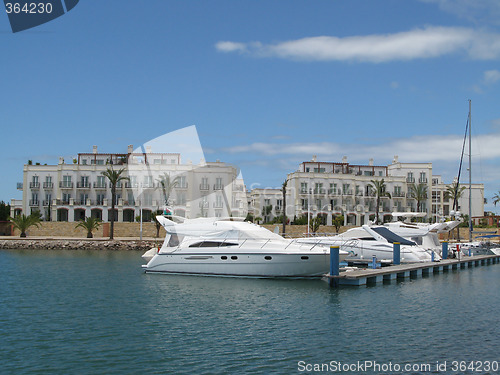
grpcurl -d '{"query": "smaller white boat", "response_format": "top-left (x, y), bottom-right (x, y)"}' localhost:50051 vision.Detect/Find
top-left (297, 225), bottom-right (438, 263)
top-left (142, 216), bottom-right (349, 278)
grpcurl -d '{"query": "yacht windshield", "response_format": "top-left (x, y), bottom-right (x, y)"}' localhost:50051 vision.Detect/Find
top-left (371, 227), bottom-right (416, 246)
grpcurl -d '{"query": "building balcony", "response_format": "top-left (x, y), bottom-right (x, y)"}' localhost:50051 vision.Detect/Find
top-left (200, 184), bottom-right (210, 191)
top-left (42, 200), bottom-right (51, 206)
top-left (213, 184), bottom-right (224, 190)
top-left (419, 178), bottom-right (428, 183)
top-left (77, 182), bottom-right (91, 189)
top-left (59, 182), bottom-right (74, 188)
top-left (75, 200), bottom-right (90, 206)
top-left (29, 200), bottom-right (39, 206)
top-left (176, 183), bottom-right (188, 190)
top-left (125, 182), bottom-right (139, 189)
top-left (313, 189), bottom-right (326, 195)
top-left (29, 182), bottom-right (40, 189)
top-left (327, 189), bottom-right (340, 195)
top-left (213, 202), bottom-right (224, 208)
top-left (43, 182), bottom-right (54, 189)
top-left (406, 178), bottom-right (415, 183)
top-left (393, 192), bottom-right (405, 198)
top-left (141, 182), bottom-right (155, 189)
top-left (93, 182), bottom-right (107, 189)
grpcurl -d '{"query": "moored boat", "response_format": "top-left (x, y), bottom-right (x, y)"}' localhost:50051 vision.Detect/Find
top-left (142, 216), bottom-right (348, 278)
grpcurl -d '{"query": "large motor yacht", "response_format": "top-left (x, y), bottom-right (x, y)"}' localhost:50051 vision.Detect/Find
top-left (142, 216), bottom-right (349, 278)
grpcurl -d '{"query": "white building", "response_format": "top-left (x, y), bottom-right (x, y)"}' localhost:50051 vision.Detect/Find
top-left (251, 156), bottom-right (484, 226)
top-left (12, 145), bottom-right (247, 222)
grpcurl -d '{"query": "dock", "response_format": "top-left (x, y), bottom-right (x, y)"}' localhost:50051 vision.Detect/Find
top-left (325, 253), bottom-right (500, 287)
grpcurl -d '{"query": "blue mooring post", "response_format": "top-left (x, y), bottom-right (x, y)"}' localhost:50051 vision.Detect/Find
top-left (431, 251), bottom-right (435, 262)
top-left (393, 242), bottom-right (401, 265)
top-left (371, 256), bottom-right (377, 269)
top-left (442, 241), bottom-right (448, 260)
top-left (329, 246), bottom-right (340, 287)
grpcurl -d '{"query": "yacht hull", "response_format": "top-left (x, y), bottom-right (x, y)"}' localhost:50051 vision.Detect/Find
top-left (143, 252), bottom-right (340, 278)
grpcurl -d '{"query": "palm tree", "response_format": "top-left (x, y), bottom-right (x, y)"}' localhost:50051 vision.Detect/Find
top-left (492, 191), bottom-right (500, 207)
top-left (369, 179), bottom-right (391, 224)
top-left (101, 167), bottom-right (129, 240)
top-left (445, 182), bottom-right (466, 240)
top-left (332, 215), bottom-right (344, 233)
top-left (444, 181), bottom-right (466, 212)
top-left (156, 172), bottom-right (179, 207)
top-left (75, 216), bottom-right (101, 238)
top-left (282, 178), bottom-right (288, 235)
top-left (9, 213), bottom-right (41, 237)
top-left (408, 183), bottom-right (428, 219)
top-left (309, 216), bottom-right (322, 234)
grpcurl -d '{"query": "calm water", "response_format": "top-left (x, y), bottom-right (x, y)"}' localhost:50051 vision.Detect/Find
top-left (0, 250), bottom-right (499, 375)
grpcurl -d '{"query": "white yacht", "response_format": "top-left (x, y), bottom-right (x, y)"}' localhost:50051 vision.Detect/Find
top-left (297, 225), bottom-right (438, 263)
top-left (142, 216), bottom-right (349, 278)
top-left (384, 213), bottom-right (461, 256)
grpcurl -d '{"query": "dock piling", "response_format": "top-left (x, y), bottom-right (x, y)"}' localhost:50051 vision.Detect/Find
top-left (329, 246), bottom-right (340, 287)
top-left (393, 242), bottom-right (400, 265)
top-left (442, 241), bottom-right (448, 260)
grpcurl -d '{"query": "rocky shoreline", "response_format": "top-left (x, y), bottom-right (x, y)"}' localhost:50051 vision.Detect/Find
top-left (0, 239), bottom-right (158, 251)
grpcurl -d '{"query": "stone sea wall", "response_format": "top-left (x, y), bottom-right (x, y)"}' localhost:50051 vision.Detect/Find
top-left (11, 222), bottom-right (160, 238)
top-left (0, 239), bottom-right (158, 251)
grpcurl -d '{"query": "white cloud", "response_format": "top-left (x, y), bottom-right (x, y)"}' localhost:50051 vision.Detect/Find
top-left (419, 0), bottom-right (500, 25)
top-left (216, 26), bottom-right (500, 62)
top-left (215, 41), bottom-right (247, 53)
top-left (483, 69), bottom-right (500, 84)
top-left (221, 132), bottom-right (500, 164)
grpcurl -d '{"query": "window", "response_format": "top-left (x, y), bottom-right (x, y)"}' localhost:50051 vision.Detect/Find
top-left (96, 194), bottom-right (105, 205)
top-left (178, 176), bottom-right (187, 188)
top-left (313, 168), bottom-right (325, 173)
top-left (215, 177), bottom-right (223, 190)
top-left (62, 193), bottom-right (71, 204)
top-left (62, 175), bottom-right (72, 187)
top-left (80, 193), bottom-right (88, 205)
top-left (301, 199), bottom-right (308, 210)
top-left (96, 175), bottom-right (106, 188)
top-left (144, 193), bottom-right (152, 206)
top-left (215, 194), bottom-right (223, 208)
top-left (300, 182), bottom-right (308, 194)
top-left (127, 192), bottom-right (135, 205)
top-left (200, 177), bottom-right (209, 190)
top-left (81, 176), bottom-right (89, 187)
top-left (143, 176), bottom-right (153, 188)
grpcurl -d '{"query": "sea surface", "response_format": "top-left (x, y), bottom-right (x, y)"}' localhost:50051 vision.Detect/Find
top-left (0, 249), bottom-right (499, 375)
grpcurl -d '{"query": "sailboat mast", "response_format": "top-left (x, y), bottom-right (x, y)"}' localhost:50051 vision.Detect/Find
top-left (468, 99), bottom-right (472, 242)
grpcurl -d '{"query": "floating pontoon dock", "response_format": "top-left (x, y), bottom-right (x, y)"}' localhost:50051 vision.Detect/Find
top-left (326, 246), bottom-right (500, 287)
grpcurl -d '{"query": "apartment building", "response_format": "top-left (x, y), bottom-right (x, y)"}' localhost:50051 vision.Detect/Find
top-left (13, 145), bottom-right (247, 222)
top-left (250, 156), bottom-right (484, 226)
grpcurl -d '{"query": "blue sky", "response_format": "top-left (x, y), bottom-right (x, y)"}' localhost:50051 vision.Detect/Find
top-left (2, 0), bottom-right (500, 213)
